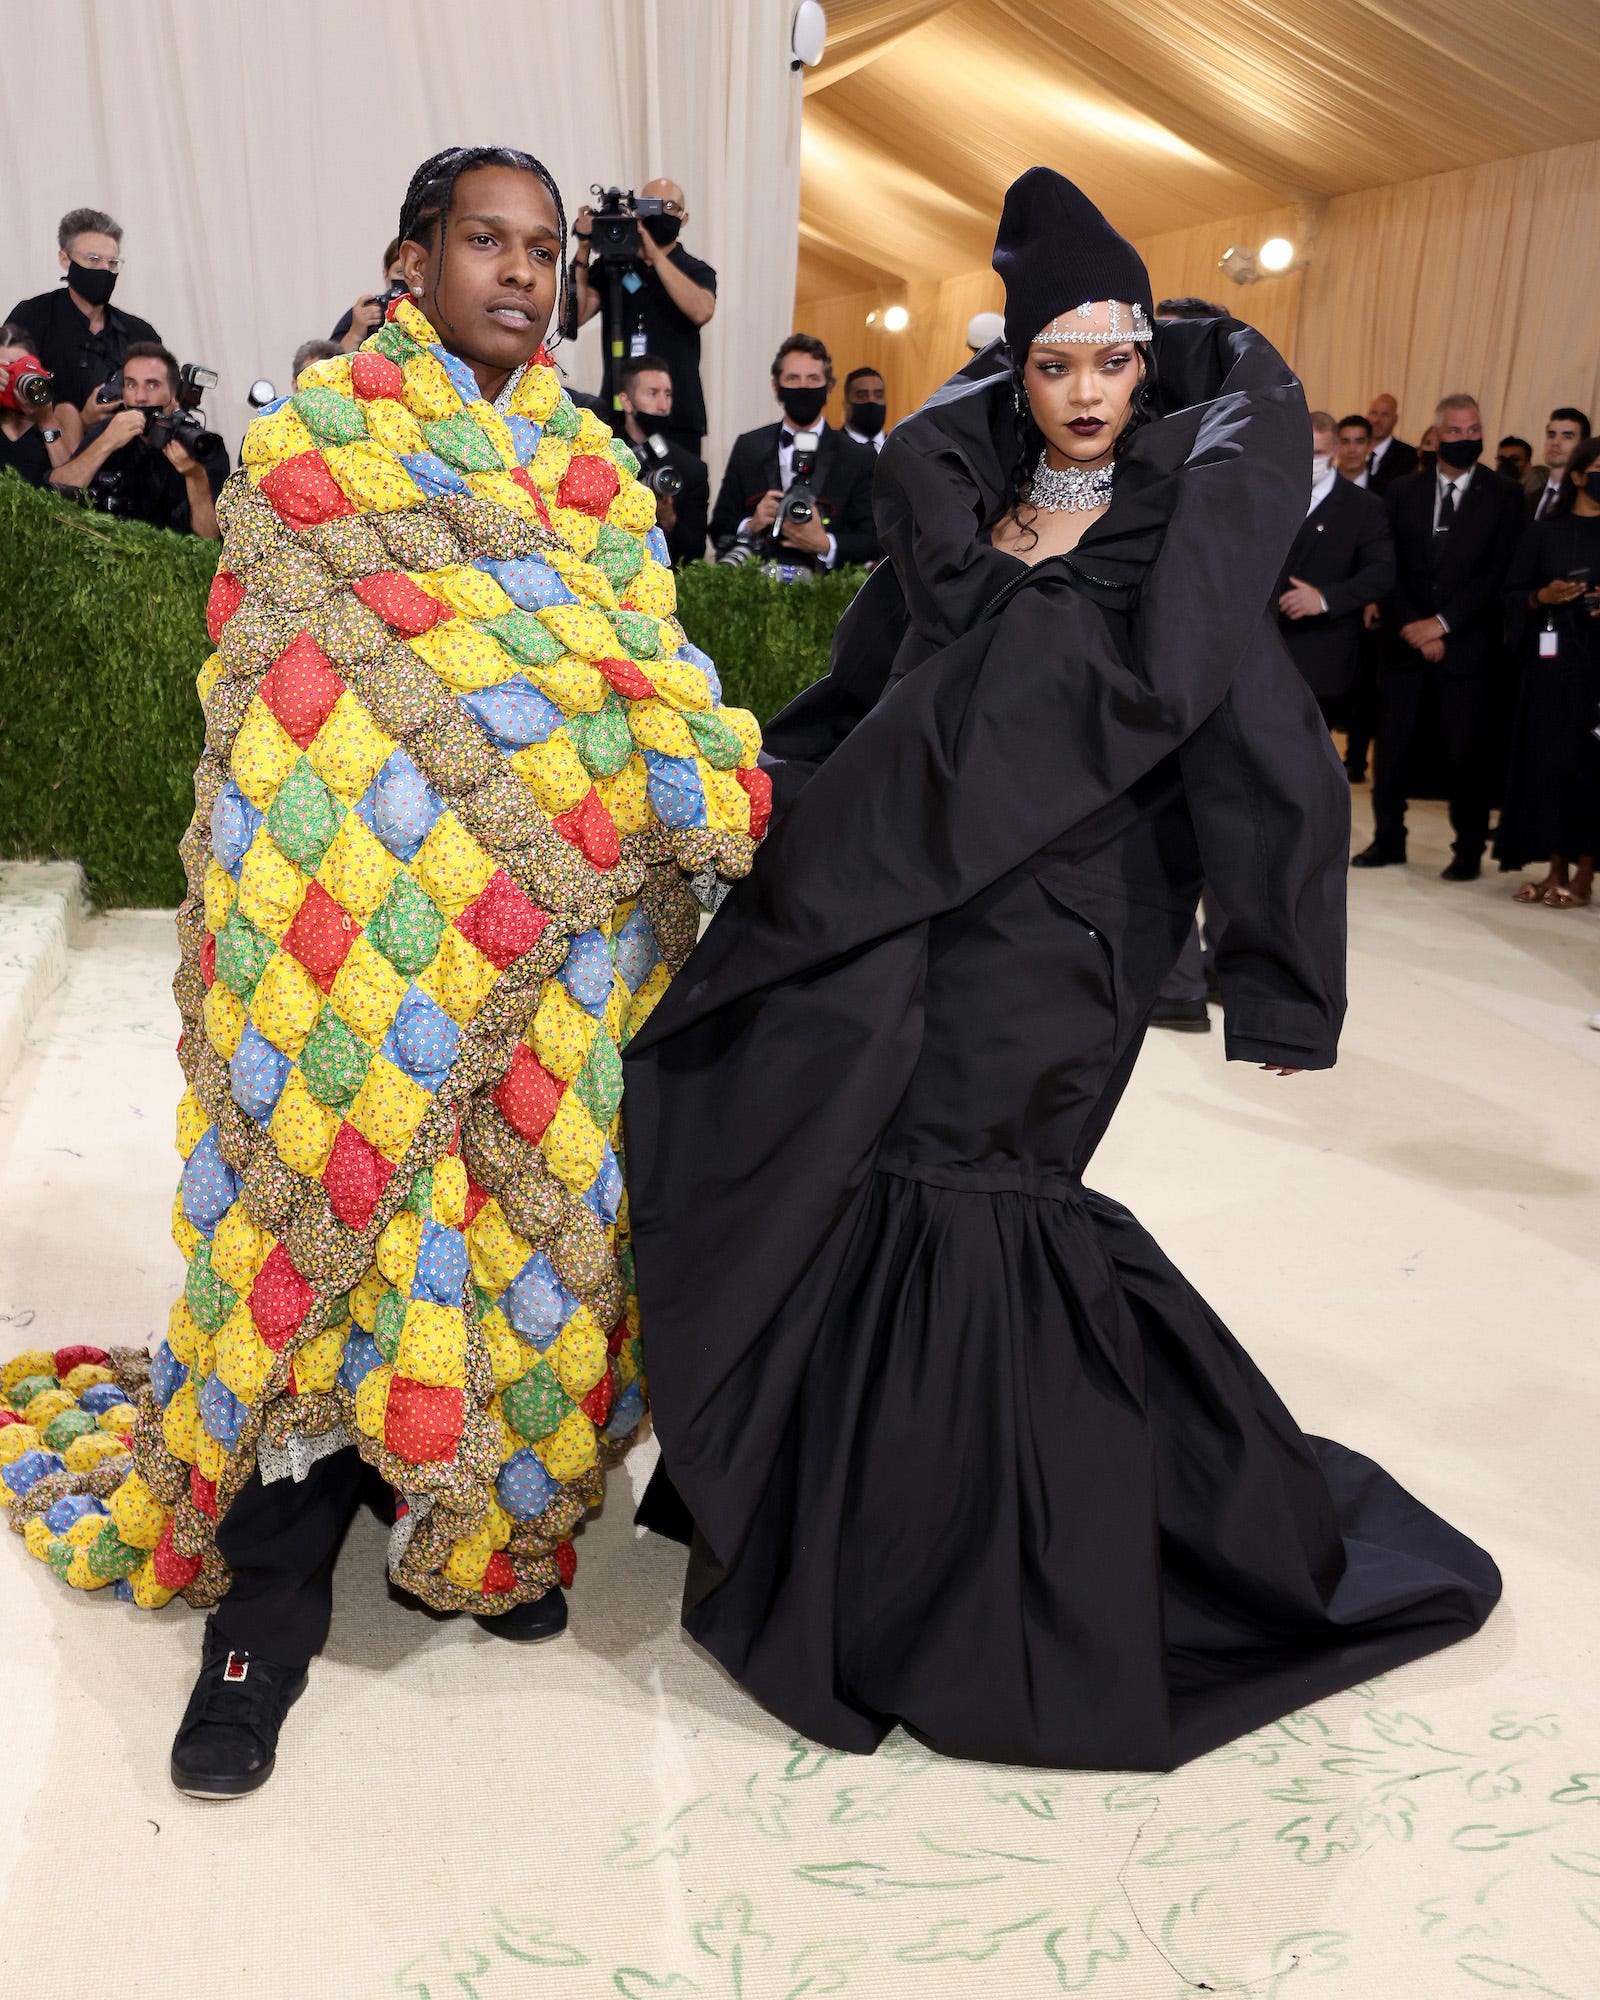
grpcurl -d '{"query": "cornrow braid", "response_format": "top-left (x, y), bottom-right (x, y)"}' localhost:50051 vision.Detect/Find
top-left (397, 143), bottom-right (569, 348)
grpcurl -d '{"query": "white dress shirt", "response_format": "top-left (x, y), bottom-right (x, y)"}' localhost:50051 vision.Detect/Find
top-left (1345, 465), bottom-right (1370, 489)
top-left (738, 428), bottom-right (839, 567)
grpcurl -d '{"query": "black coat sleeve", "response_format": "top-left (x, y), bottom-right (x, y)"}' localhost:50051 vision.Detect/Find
top-left (1177, 617), bottom-right (1350, 1069)
top-left (1320, 499), bottom-right (1395, 619)
top-left (1384, 482), bottom-right (1430, 629)
top-left (828, 443), bottom-right (880, 568)
top-left (708, 439), bottom-right (751, 552)
top-left (666, 453), bottom-right (710, 565)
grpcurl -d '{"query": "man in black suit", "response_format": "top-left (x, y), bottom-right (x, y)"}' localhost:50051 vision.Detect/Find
top-left (1277, 413), bottom-right (1395, 729)
top-left (1354, 393), bottom-right (1524, 879)
top-left (709, 334), bottom-right (878, 571)
top-left (1526, 406), bottom-right (1591, 522)
top-left (1365, 392), bottom-right (1420, 493)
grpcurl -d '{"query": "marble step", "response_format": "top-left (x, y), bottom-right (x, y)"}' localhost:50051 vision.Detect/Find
top-left (0, 861), bottom-right (91, 1093)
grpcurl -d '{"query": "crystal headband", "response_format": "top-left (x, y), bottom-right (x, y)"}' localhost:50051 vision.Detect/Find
top-left (1033, 299), bottom-right (1152, 344)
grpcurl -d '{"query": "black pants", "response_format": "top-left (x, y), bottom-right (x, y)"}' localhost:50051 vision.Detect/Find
top-left (212, 1449), bottom-right (374, 1671)
top-left (1340, 630), bottom-right (1382, 775)
top-left (1373, 666), bottom-right (1493, 860)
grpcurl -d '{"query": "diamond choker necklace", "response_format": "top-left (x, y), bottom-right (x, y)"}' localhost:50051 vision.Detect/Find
top-left (1029, 453), bottom-right (1113, 513)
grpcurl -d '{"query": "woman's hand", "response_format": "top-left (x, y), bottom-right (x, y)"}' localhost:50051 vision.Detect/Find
top-left (1536, 578), bottom-right (1585, 606)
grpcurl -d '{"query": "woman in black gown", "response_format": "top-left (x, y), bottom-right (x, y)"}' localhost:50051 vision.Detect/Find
top-left (1493, 436), bottom-right (1600, 906)
top-left (623, 171), bottom-right (1501, 1772)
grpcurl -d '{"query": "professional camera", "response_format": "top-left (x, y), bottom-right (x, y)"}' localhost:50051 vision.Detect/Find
top-left (98, 361), bottom-right (223, 456)
top-left (633, 431), bottom-right (684, 501)
top-left (586, 184), bottom-right (671, 267)
top-left (0, 352), bottom-right (54, 411)
top-left (774, 430), bottom-right (822, 547)
top-left (370, 278), bottom-right (410, 322)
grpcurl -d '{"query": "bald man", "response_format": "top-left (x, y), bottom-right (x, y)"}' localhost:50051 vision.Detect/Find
top-left (572, 176), bottom-right (717, 457)
top-left (1364, 393), bottom-right (1420, 494)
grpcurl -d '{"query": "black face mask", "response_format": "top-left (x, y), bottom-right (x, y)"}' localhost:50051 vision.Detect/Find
top-left (1495, 456), bottom-right (1524, 481)
top-left (1437, 436), bottom-right (1483, 470)
top-left (846, 401), bottom-right (886, 438)
top-left (779, 385), bottom-right (828, 429)
top-left (642, 213), bottom-right (681, 248)
top-left (67, 260), bottom-right (117, 307)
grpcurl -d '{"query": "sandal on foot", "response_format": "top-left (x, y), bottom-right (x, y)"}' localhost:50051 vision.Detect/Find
top-left (1543, 884), bottom-right (1590, 908)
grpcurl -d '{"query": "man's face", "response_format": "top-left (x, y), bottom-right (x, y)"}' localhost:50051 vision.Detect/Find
top-left (640, 178), bottom-right (688, 229)
top-left (775, 355), bottom-right (828, 404)
top-left (1498, 443), bottom-right (1530, 478)
top-left (848, 374), bottom-right (886, 410)
top-left (1367, 393), bottom-right (1398, 442)
top-left (59, 230), bottom-right (121, 281)
top-left (402, 164), bottom-right (561, 383)
top-left (1545, 418), bottom-right (1584, 471)
top-left (1438, 404), bottom-right (1482, 446)
top-left (622, 368), bottom-right (673, 421)
top-left (1312, 423), bottom-right (1337, 464)
top-left (121, 357), bottom-right (175, 411)
top-left (1337, 425), bottom-right (1370, 475)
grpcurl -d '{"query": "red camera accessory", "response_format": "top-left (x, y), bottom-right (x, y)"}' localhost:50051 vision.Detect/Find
top-left (0, 352), bottom-right (53, 411)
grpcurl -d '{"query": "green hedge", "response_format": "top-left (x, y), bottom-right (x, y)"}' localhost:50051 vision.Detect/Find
top-left (0, 470), bottom-right (858, 908)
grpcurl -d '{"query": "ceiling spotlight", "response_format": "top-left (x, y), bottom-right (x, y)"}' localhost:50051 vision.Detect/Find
top-left (1258, 235), bottom-right (1295, 273)
top-left (865, 310), bottom-right (877, 326)
top-left (1218, 243), bottom-right (1260, 286)
top-left (791, 0), bottom-right (827, 70)
top-left (883, 304), bottom-right (910, 332)
top-left (966, 309), bottom-right (1005, 353)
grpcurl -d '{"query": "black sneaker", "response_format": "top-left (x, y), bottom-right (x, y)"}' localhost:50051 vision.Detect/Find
top-left (1440, 857), bottom-right (1481, 881)
top-left (1148, 997), bottom-right (1212, 1033)
top-left (170, 1624), bottom-right (307, 1800)
top-left (1351, 840), bottom-right (1406, 868)
top-left (475, 1585), bottom-right (568, 1642)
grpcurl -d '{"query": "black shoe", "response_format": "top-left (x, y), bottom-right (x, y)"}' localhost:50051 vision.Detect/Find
top-left (170, 1624), bottom-right (307, 1800)
top-left (475, 1586), bottom-right (568, 1642)
top-left (1351, 841), bottom-right (1405, 868)
top-left (1148, 997), bottom-right (1212, 1033)
top-left (1441, 857), bottom-right (1481, 881)
top-left (1344, 763), bottom-right (1368, 784)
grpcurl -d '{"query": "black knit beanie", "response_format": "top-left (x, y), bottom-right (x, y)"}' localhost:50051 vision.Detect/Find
top-left (992, 167), bottom-right (1154, 354)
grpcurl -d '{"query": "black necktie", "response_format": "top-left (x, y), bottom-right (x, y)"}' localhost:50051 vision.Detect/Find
top-left (1436, 482), bottom-right (1457, 534)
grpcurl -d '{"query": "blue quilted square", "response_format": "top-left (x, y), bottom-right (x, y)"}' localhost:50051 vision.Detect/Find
top-left (410, 1219), bottom-right (469, 1308)
top-left (430, 344), bottom-right (484, 409)
top-left (77, 1381), bottom-right (127, 1416)
top-left (613, 904), bottom-right (661, 993)
top-left (458, 676), bottom-right (565, 750)
top-left (181, 1126), bottom-right (240, 1236)
top-left (400, 450), bottom-right (470, 498)
top-left (337, 1330), bottom-right (382, 1395)
top-left (583, 1142), bottom-right (624, 1226)
top-left (230, 1023), bottom-right (292, 1123)
top-left (211, 780), bottom-right (263, 879)
top-left (198, 1371), bottom-right (247, 1449)
top-left (381, 985), bottom-right (461, 1093)
top-left (502, 1252), bottom-right (578, 1351)
top-left (356, 748), bottom-right (445, 862)
top-left (43, 1492), bottom-right (108, 1535)
top-left (476, 556), bottom-right (577, 612)
top-left (642, 749), bottom-right (708, 830)
top-left (558, 929), bottom-right (615, 1015)
top-left (149, 1341), bottom-right (189, 1410)
top-left (645, 526), bottom-right (670, 569)
top-left (606, 1379), bottom-right (646, 1441)
top-left (497, 1447), bottom-right (560, 1520)
top-left (676, 639), bottom-right (722, 702)
top-left (504, 412), bottom-right (542, 464)
top-left (1, 1450), bottom-right (65, 1499)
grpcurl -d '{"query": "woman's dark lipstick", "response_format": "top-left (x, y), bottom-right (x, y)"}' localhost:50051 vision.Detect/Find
top-left (1067, 417), bottom-right (1105, 433)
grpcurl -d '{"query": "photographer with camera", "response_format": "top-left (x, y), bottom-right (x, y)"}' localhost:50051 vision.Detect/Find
top-left (617, 351), bottom-right (710, 564)
top-left (51, 342), bottom-right (227, 538)
top-left (329, 238), bottom-right (410, 352)
top-left (6, 207), bottom-right (162, 430)
top-left (571, 178), bottom-right (715, 457)
top-left (0, 322), bottom-right (80, 486)
top-left (709, 334), bottom-right (878, 574)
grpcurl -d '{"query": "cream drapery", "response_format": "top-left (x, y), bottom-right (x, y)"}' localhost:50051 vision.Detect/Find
top-left (0, 0), bottom-right (801, 470)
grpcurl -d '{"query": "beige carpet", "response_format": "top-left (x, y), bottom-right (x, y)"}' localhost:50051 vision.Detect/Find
top-left (2, 795), bottom-right (1597, 2000)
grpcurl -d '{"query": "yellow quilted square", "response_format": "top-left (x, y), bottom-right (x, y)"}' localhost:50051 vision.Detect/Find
top-left (172, 1188), bottom-right (201, 1263)
top-left (510, 734), bottom-right (591, 815)
top-left (361, 398), bottom-right (427, 457)
top-left (532, 1404), bottom-right (597, 1479)
top-left (61, 1362), bottom-right (113, 1396)
top-left (351, 1262), bottom-right (388, 1331)
top-left (722, 707), bottom-right (762, 765)
top-left (533, 980), bottom-right (598, 1082)
top-left (597, 756), bottom-right (651, 838)
top-left (250, 949), bottom-right (323, 1058)
top-left (433, 1154), bottom-right (469, 1227)
top-left (626, 960), bottom-right (672, 1039)
top-left (467, 403), bottom-right (519, 469)
top-left (473, 470), bottom-right (552, 533)
top-left (203, 981), bottom-right (247, 1059)
top-left (548, 506), bottom-right (600, 558)
top-left (237, 832), bottom-right (307, 942)
top-left (413, 812), bottom-right (495, 916)
top-left (603, 975), bottom-right (629, 1045)
top-left (197, 653), bottom-right (224, 705)
top-left (230, 700), bottom-right (299, 811)
top-left (622, 559), bottom-right (676, 619)
top-left (703, 764), bottom-right (753, 835)
top-left (165, 1296), bottom-right (204, 1368)
top-left (298, 352), bottom-right (353, 396)
top-left (465, 1198), bottom-right (528, 1295)
top-left (194, 1428), bottom-right (225, 1485)
top-left (376, 1207), bottom-right (423, 1291)
top-left (418, 564), bottom-right (514, 622)
top-left (306, 691), bottom-right (396, 802)
top-left (525, 433), bottom-right (571, 492)
top-left (606, 482), bottom-right (656, 535)
top-left (545, 547), bottom-right (617, 610)
top-left (348, 1055), bottom-right (431, 1163)
top-left (129, 1562), bottom-right (180, 1610)
top-left (408, 618), bottom-right (517, 693)
top-left (315, 812), bottom-right (400, 924)
top-left (294, 1319), bottom-right (347, 1394)
top-left (270, 1067), bottom-right (340, 1175)
top-left (528, 657), bottom-right (606, 713)
top-left (109, 1472), bottom-right (168, 1550)
top-left (552, 1305), bottom-right (607, 1400)
top-left (616, 1334), bottom-right (640, 1388)
top-left (417, 924), bottom-right (499, 1026)
top-left (324, 439), bottom-right (423, 513)
top-left (214, 1308), bottom-right (277, 1404)
top-left (573, 412), bottom-right (614, 456)
top-left (627, 699), bottom-right (698, 758)
top-left (396, 1300), bottom-right (469, 1388)
top-left (330, 935), bottom-right (407, 1046)
top-left (541, 1088), bottom-right (605, 1192)
top-left (508, 368), bottom-right (561, 424)
top-left (162, 1379), bottom-right (201, 1464)
top-left (242, 402), bottom-right (315, 468)
top-left (649, 661), bottom-right (716, 713)
top-left (402, 350), bottom-right (462, 421)
top-left (64, 1432), bottom-right (128, 1475)
top-left (176, 1088), bottom-right (209, 1159)
top-left (204, 860), bottom-right (237, 933)
top-left (483, 1310), bottom-right (527, 1388)
top-left (444, 1536), bottom-right (493, 1590)
top-left (354, 1362), bottom-right (392, 1439)
top-left (210, 1201), bottom-right (273, 1293)
top-left (0, 1425), bottom-right (41, 1469)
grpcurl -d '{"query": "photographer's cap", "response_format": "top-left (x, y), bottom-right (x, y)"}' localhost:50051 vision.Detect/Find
top-left (992, 167), bottom-right (1154, 354)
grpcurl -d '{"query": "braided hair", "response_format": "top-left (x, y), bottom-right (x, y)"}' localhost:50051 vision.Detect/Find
top-left (397, 144), bottom-right (569, 348)
top-left (1003, 337), bottom-right (1159, 551)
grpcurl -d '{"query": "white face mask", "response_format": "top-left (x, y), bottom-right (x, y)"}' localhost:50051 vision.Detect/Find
top-left (1312, 451), bottom-right (1335, 482)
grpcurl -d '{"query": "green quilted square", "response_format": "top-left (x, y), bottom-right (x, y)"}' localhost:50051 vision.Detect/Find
top-left (366, 872), bottom-right (446, 977)
top-left (46, 1538), bottom-right (75, 1581)
top-left (686, 710), bottom-right (743, 769)
top-left (472, 1282), bottom-right (496, 1319)
top-left (298, 1006), bottom-right (371, 1107)
top-left (85, 1521), bottom-right (145, 1581)
top-left (291, 384), bottom-right (368, 447)
top-left (609, 609), bottom-right (660, 658)
top-left (186, 1240), bottom-right (238, 1335)
top-left (407, 1164), bottom-right (434, 1219)
top-left (214, 910), bottom-right (274, 1001)
top-left (609, 438), bottom-right (640, 479)
top-left (422, 412), bottom-right (504, 474)
top-left (369, 324), bottom-right (414, 367)
top-left (373, 1287), bottom-right (406, 1364)
top-left (481, 609), bottom-right (564, 668)
top-left (544, 397), bottom-right (581, 442)
top-left (593, 524), bottom-right (644, 590)
top-left (565, 695), bottom-right (633, 779)
top-left (572, 1028), bottom-right (623, 1129)
top-left (502, 1360), bottom-right (574, 1442)
top-left (266, 757), bottom-right (344, 874)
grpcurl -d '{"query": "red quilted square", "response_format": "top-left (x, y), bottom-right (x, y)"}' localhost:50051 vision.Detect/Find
top-left (596, 655), bottom-right (656, 701)
top-left (190, 1466), bottom-right (218, 1519)
top-left (206, 570), bottom-right (245, 643)
top-left (259, 450), bottom-right (357, 528)
top-left (606, 1317), bottom-right (628, 1356)
top-left (552, 789), bottom-right (620, 870)
top-left (200, 932), bottom-right (217, 988)
top-left (0, 1410), bottom-right (22, 1431)
top-left (353, 569), bottom-right (449, 637)
top-left (384, 1375), bottom-right (464, 1465)
top-left (481, 1549), bottom-right (516, 1595)
top-left (151, 1520), bottom-right (203, 1592)
top-left (350, 353), bottom-right (406, 402)
top-left (282, 879), bottom-right (359, 992)
top-left (736, 764), bottom-right (773, 841)
top-left (555, 1539), bottom-right (577, 1588)
top-left (249, 1244), bottom-right (316, 1349)
top-left (455, 870), bottom-right (548, 971)
top-left (508, 467), bottom-right (553, 529)
top-left (580, 1372), bottom-right (614, 1426)
top-left (322, 1121), bottom-right (395, 1232)
top-left (556, 452), bottom-right (621, 519)
top-left (258, 631), bottom-right (346, 747)
top-left (493, 1044), bottom-right (564, 1145)
top-left (55, 1344), bottom-right (108, 1375)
